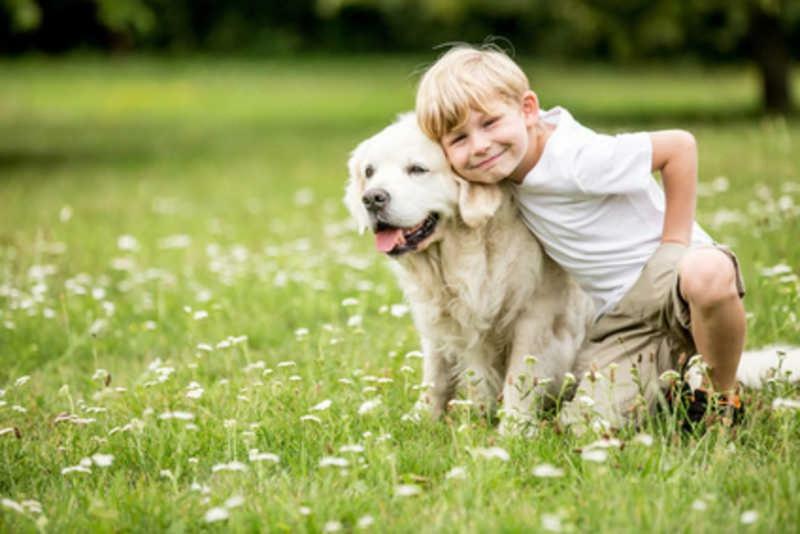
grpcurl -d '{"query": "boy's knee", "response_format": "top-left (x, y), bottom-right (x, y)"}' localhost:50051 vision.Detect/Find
top-left (679, 249), bottom-right (738, 309)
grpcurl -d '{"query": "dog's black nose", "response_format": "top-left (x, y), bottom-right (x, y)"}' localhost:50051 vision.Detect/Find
top-left (362, 188), bottom-right (390, 212)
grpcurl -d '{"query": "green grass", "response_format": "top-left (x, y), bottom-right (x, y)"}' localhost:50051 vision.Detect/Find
top-left (1, 55), bottom-right (799, 532)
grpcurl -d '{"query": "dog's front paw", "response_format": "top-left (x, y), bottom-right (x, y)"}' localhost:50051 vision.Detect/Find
top-left (498, 410), bottom-right (538, 438)
top-left (401, 399), bottom-right (426, 423)
top-left (402, 395), bottom-right (444, 423)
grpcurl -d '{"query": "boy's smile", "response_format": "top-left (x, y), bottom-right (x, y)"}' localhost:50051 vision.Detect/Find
top-left (441, 91), bottom-right (550, 185)
top-left (472, 147), bottom-right (508, 169)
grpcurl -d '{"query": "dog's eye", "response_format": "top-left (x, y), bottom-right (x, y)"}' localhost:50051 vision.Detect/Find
top-left (364, 165), bottom-right (374, 179)
top-left (407, 164), bottom-right (428, 175)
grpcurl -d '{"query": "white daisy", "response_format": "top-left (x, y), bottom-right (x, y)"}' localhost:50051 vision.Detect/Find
top-left (311, 399), bottom-right (332, 412)
top-left (248, 450), bottom-right (280, 463)
top-left (319, 457), bottom-right (349, 468)
top-left (61, 465), bottom-right (92, 475)
top-left (357, 515), bottom-right (375, 529)
top-left (1, 498), bottom-right (24, 513)
top-left (358, 398), bottom-right (382, 415)
top-left (324, 520), bottom-right (343, 532)
top-left (339, 444), bottom-right (365, 453)
top-left (212, 461), bottom-right (248, 473)
top-left (581, 449), bottom-right (608, 463)
top-left (772, 398), bottom-right (800, 410)
top-left (394, 484), bottom-right (422, 497)
top-left (445, 466), bottom-right (467, 480)
top-left (541, 514), bottom-right (563, 532)
top-left (740, 510), bottom-right (758, 524)
top-left (224, 495), bottom-right (245, 509)
top-left (204, 507), bottom-right (229, 523)
top-left (159, 411), bottom-right (195, 421)
top-left (91, 453), bottom-right (114, 467)
top-left (471, 447), bottom-right (510, 461)
top-left (300, 414), bottom-right (322, 423)
top-left (532, 464), bottom-right (564, 478)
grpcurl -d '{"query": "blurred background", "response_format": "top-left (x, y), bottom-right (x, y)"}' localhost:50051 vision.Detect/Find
top-left (1, 0), bottom-right (799, 113)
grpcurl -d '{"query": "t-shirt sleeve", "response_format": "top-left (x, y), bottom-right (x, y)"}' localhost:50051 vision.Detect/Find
top-left (572, 132), bottom-right (653, 195)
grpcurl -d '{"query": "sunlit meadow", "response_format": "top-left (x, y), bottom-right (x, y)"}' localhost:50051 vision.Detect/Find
top-left (1, 57), bottom-right (799, 532)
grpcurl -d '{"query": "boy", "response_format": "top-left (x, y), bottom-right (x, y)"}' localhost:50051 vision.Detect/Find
top-left (415, 45), bottom-right (746, 429)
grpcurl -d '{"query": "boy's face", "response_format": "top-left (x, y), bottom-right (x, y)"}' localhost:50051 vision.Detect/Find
top-left (440, 92), bottom-right (541, 185)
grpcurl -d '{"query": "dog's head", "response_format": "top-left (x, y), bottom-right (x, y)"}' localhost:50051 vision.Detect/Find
top-left (344, 113), bottom-right (503, 256)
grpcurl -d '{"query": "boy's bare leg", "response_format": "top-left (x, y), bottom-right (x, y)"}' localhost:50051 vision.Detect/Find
top-left (679, 248), bottom-right (746, 397)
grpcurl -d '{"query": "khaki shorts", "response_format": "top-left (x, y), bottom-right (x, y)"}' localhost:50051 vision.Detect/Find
top-left (562, 242), bottom-right (745, 428)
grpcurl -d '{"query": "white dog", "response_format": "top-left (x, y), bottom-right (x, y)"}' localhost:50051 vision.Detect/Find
top-left (345, 114), bottom-right (595, 429)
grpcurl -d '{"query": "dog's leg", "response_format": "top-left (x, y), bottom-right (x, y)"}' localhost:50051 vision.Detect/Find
top-left (500, 314), bottom-right (568, 436)
top-left (460, 358), bottom-right (503, 417)
top-left (415, 341), bottom-right (456, 419)
top-left (499, 351), bottom-right (540, 435)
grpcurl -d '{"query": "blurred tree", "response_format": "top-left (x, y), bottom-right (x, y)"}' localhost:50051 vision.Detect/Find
top-left (1, 0), bottom-right (797, 112)
top-left (0, 0), bottom-right (154, 51)
top-left (95, 0), bottom-right (155, 49)
top-left (553, 0), bottom-right (798, 113)
top-left (2, 0), bottom-right (41, 32)
top-left (319, 0), bottom-right (798, 113)
top-left (742, 0), bottom-right (796, 113)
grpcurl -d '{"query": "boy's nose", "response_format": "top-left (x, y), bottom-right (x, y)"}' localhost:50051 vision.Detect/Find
top-left (471, 134), bottom-right (490, 155)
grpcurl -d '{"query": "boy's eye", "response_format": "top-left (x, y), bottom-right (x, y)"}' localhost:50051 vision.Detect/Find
top-left (448, 134), bottom-right (466, 146)
top-left (407, 164), bottom-right (428, 175)
top-left (483, 117), bottom-right (498, 127)
top-left (365, 165), bottom-right (374, 179)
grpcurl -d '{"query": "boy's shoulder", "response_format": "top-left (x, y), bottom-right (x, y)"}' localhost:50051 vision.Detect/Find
top-left (544, 107), bottom-right (595, 138)
top-left (537, 107), bottom-right (598, 167)
top-left (527, 107), bottom-right (652, 190)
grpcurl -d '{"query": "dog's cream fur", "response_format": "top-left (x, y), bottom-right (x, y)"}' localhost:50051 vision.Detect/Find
top-left (345, 115), bottom-right (594, 427)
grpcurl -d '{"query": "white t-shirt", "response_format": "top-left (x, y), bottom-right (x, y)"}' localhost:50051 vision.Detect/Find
top-left (513, 107), bottom-right (713, 316)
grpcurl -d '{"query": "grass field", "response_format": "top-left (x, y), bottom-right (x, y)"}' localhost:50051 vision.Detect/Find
top-left (1, 56), bottom-right (799, 532)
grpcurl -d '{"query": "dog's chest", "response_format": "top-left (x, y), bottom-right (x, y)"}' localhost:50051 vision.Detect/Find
top-left (398, 227), bottom-right (537, 341)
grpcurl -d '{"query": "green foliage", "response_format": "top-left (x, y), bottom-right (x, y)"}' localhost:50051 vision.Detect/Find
top-left (1, 0), bottom-right (40, 31)
top-left (95, 0), bottom-right (155, 36)
top-left (0, 0), bottom-right (796, 58)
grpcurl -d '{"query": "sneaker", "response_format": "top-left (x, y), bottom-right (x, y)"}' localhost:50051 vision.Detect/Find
top-left (667, 383), bottom-right (745, 431)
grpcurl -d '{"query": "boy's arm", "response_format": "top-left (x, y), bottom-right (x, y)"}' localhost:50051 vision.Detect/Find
top-left (650, 130), bottom-right (697, 246)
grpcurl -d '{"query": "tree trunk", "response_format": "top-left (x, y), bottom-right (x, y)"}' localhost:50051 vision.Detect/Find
top-left (748, 5), bottom-right (793, 114)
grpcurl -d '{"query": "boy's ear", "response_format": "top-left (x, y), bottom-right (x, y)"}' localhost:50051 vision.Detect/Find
top-left (344, 148), bottom-right (370, 234)
top-left (455, 176), bottom-right (503, 228)
top-left (521, 90), bottom-right (541, 126)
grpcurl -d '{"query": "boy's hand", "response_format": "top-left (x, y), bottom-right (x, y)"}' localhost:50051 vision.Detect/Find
top-left (650, 130), bottom-right (697, 246)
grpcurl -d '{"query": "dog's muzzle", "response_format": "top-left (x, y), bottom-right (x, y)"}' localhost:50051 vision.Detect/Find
top-left (362, 188), bottom-right (390, 214)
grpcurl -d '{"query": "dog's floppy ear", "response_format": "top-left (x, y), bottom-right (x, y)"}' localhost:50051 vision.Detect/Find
top-left (455, 176), bottom-right (503, 228)
top-left (344, 147), bottom-right (370, 234)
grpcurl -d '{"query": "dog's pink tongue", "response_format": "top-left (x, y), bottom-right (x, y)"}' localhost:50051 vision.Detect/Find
top-left (375, 228), bottom-right (404, 252)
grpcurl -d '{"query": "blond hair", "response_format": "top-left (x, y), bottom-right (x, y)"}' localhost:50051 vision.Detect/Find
top-left (416, 44), bottom-right (530, 140)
